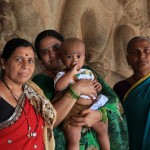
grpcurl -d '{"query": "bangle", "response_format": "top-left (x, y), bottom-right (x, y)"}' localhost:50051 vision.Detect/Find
top-left (98, 107), bottom-right (107, 122)
top-left (69, 84), bottom-right (80, 99)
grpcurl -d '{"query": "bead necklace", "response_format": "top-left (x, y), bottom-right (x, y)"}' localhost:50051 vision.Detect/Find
top-left (2, 79), bottom-right (38, 138)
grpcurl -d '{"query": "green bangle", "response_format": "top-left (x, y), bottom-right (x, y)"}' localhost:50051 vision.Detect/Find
top-left (98, 107), bottom-right (107, 122)
top-left (69, 84), bottom-right (80, 99)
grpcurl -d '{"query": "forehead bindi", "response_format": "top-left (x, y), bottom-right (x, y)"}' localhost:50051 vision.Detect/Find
top-left (12, 47), bottom-right (35, 58)
top-left (40, 36), bottom-right (61, 50)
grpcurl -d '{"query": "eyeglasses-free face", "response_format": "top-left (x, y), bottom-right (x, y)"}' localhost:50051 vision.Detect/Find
top-left (127, 40), bottom-right (150, 73)
top-left (128, 47), bottom-right (150, 56)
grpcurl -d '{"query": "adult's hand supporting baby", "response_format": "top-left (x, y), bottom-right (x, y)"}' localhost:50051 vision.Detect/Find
top-left (53, 79), bottom-right (97, 126)
top-left (70, 79), bottom-right (102, 127)
top-left (71, 109), bottom-right (102, 127)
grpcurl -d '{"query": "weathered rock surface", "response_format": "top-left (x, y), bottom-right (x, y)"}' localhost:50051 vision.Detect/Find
top-left (0, 0), bottom-right (149, 86)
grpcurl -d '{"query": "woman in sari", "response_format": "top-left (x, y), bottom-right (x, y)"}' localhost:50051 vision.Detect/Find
top-left (0, 38), bottom-right (96, 150)
top-left (32, 30), bottom-right (129, 150)
top-left (113, 36), bottom-right (150, 150)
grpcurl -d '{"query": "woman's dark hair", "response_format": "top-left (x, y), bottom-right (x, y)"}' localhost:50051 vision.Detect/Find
top-left (1, 38), bottom-right (35, 61)
top-left (127, 36), bottom-right (150, 53)
top-left (34, 30), bottom-right (64, 59)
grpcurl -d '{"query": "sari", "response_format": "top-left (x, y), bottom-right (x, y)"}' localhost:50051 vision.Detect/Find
top-left (0, 81), bottom-right (56, 150)
top-left (123, 74), bottom-right (150, 150)
top-left (32, 65), bottom-right (129, 150)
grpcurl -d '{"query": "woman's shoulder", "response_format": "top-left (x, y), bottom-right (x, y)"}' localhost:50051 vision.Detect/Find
top-left (113, 79), bottom-right (131, 101)
top-left (26, 80), bottom-right (47, 99)
top-left (113, 79), bottom-right (130, 90)
top-left (32, 73), bottom-right (55, 99)
top-left (32, 73), bottom-right (54, 83)
top-left (32, 73), bottom-right (48, 79)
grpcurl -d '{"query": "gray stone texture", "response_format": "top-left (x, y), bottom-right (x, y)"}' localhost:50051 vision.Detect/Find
top-left (0, 0), bottom-right (149, 86)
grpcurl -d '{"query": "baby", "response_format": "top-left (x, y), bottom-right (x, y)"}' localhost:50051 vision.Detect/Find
top-left (54, 38), bottom-right (110, 150)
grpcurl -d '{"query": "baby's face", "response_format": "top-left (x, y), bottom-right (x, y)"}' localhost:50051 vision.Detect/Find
top-left (61, 42), bottom-right (85, 70)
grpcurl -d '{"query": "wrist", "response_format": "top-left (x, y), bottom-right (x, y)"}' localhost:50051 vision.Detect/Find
top-left (68, 84), bottom-right (80, 99)
top-left (65, 92), bottom-right (78, 101)
top-left (70, 83), bottom-right (81, 96)
top-left (98, 107), bottom-right (108, 122)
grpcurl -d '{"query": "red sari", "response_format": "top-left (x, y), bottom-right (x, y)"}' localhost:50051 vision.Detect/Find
top-left (0, 96), bottom-right (44, 150)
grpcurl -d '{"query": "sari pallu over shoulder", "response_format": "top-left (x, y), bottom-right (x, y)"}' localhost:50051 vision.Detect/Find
top-left (123, 74), bottom-right (150, 150)
top-left (0, 80), bottom-right (57, 150)
top-left (25, 80), bottom-right (57, 150)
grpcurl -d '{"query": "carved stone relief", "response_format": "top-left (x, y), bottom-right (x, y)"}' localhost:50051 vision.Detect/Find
top-left (0, 0), bottom-right (149, 86)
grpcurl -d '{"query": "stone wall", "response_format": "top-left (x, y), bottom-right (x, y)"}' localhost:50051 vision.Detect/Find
top-left (0, 0), bottom-right (149, 87)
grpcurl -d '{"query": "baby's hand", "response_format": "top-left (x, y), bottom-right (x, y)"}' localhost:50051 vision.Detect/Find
top-left (71, 63), bottom-right (79, 75)
top-left (92, 80), bottom-right (102, 93)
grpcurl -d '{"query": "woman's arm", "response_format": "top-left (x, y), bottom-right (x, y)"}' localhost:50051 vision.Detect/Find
top-left (53, 79), bottom-right (97, 126)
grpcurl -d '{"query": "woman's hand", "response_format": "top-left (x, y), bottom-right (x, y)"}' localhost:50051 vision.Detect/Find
top-left (72, 79), bottom-right (97, 100)
top-left (54, 79), bottom-right (99, 126)
top-left (70, 109), bottom-right (102, 127)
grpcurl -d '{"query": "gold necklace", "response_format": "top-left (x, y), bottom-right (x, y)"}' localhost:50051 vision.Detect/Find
top-left (2, 79), bottom-right (38, 138)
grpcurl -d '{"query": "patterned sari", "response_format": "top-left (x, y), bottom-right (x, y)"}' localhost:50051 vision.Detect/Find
top-left (32, 65), bottom-right (129, 150)
top-left (123, 74), bottom-right (150, 150)
top-left (0, 81), bottom-right (56, 150)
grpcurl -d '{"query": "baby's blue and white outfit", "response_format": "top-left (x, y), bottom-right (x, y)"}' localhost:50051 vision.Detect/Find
top-left (54, 68), bottom-right (108, 110)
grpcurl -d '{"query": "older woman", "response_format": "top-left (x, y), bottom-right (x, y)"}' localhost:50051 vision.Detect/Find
top-left (32, 30), bottom-right (129, 150)
top-left (113, 36), bottom-right (150, 150)
top-left (0, 38), bottom-right (96, 150)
